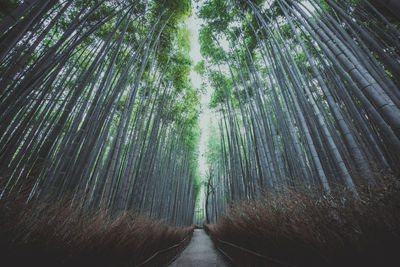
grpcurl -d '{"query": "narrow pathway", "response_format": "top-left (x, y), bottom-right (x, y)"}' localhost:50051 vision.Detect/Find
top-left (169, 229), bottom-right (227, 267)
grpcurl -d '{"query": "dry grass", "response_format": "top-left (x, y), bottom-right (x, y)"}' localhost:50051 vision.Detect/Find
top-left (0, 190), bottom-right (193, 267)
top-left (205, 179), bottom-right (400, 267)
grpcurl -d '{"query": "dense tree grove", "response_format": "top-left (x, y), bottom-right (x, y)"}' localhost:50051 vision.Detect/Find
top-left (1, 0), bottom-right (400, 231)
top-left (0, 0), bottom-right (199, 226)
top-left (200, 0), bottom-right (400, 222)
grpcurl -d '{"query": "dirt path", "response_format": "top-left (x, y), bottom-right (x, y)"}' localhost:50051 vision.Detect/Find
top-left (169, 229), bottom-right (227, 266)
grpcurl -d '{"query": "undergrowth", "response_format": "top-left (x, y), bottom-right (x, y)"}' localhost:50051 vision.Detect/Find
top-left (0, 186), bottom-right (193, 267)
top-left (205, 178), bottom-right (400, 267)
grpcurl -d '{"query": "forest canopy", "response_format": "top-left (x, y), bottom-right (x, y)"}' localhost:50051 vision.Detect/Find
top-left (1, 1), bottom-right (400, 266)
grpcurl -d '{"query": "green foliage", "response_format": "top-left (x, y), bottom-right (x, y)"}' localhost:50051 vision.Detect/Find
top-left (209, 71), bottom-right (234, 108)
top-left (194, 60), bottom-right (205, 76)
top-left (154, 0), bottom-right (192, 22)
top-left (240, 13), bottom-right (259, 54)
top-left (199, 26), bottom-right (226, 61)
top-left (177, 26), bottom-right (192, 53)
top-left (152, 0), bottom-right (192, 62)
top-left (198, 0), bottom-right (263, 110)
top-left (168, 51), bottom-right (193, 92)
top-left (199, 0), bottom-right (233, 32)
top-left (234, 0), bottom-right (265, 11)
top-left (117, 94), bottom-right (128, 112)
top-left (280, 23), bottom-right (295, 40)
top-left (198, 0), bottom-right (240, 62)
top-left (206, 125), bottom-right (222, 165)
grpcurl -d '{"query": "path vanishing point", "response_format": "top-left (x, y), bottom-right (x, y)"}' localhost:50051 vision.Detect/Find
top-left (169, 229), bottom-right (227, 267)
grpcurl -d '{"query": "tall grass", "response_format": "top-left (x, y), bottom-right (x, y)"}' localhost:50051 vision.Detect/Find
top-left (205, 178), bottom-right (400, 267)
top-left (0, 186), bottom-right (193, 267)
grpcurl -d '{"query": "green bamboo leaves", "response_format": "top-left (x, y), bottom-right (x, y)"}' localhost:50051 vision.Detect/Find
top-left (0, 0), bottom-right (199, 226)
top-left (200, 0), bottom-right (400, 221)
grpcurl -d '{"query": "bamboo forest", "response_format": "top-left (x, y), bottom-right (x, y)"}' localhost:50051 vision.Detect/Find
top-left (0, 0), bottom-right (399, 266)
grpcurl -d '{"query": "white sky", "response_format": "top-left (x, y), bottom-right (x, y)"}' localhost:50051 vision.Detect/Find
top-left (186, 0), bottom-right (220, 216)
top-left (186, 1), bottom-right (216, 179)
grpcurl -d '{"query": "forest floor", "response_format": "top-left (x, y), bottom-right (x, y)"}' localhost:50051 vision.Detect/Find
top-left (169, 229), bottom-right (228, 267)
